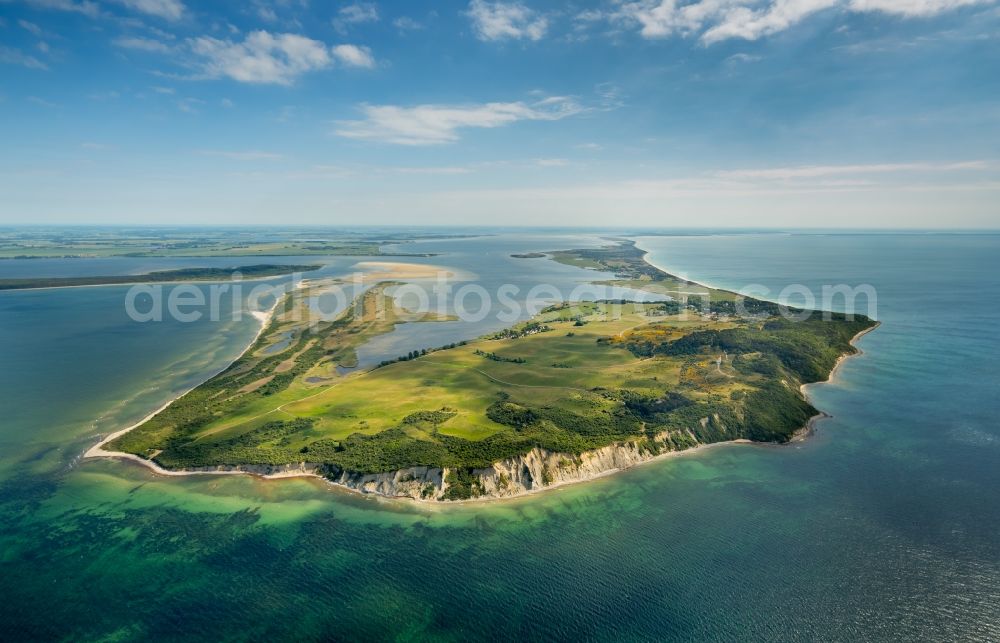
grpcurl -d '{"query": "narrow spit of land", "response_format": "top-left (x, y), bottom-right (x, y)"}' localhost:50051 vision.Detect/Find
top-left (0, 264), bottom-right (324, 291)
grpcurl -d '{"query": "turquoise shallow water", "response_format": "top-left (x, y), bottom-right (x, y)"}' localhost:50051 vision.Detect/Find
top-left (1, 232), bottom-right (998, 640)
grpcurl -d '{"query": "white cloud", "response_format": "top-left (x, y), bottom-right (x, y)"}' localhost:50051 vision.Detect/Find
top-left (27, 95), bottom-right (57, 107)
top-left (0, 46), bottom-right (48, 70)
top-left (702, 0), bottom-right (839, 44)
top-left (112, 0), bottom-right (185, 20)
top-left (392, 166), bottom-right (473, 175)
top-left (176, 97), bottom-right (203, 112)
top-left (257, 5), bottom-right (278, 22)
top-left (291, 164), bottom-right (355, 179)
top-left (334, 2), bottom-right (379, 32)
top-left (396, 161), bottom-right (992, 215)
top-left (114, 36), bottom-right (172, 52)
top-left (614, 0), bottom-right (997, 43)
top-left (341, 2), bottom-right (379, 22)
top-left (574, 8), bottom-right (608, 23)
top-left (615, 0), bottom-right (730, 38)
top-left (20, 0), bottom-right (100, 18)
top-left (848, 0), bottom-right (994, 16)
top-left (188, 31), bottom-right (332, 85)
top-left (331, 43), bottom-right (375, 68)
top-left (18, 20), bottom-right (43, 36)
top-left (119, 30), bottom-right (373, 81)
top-left (199, 150), bottom-right (284, 160)
top-left (595, 82), bottom-right (625, 110)
top-left (716, 160), bottom-right (992, 179)
top-left (393, 16), bottom-right (424, 31)
top-left (467, 0), bottom-right (548, 41)
top-left (335, 97), bottom-right (584, 145)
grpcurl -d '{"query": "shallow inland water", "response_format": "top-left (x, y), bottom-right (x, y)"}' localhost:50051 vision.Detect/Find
top-left (0, 232), bottom-right (998, 641)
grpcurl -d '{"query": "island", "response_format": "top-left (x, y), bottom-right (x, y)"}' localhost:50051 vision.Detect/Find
top-left (510, 252), bottom-right (547, 259)
top-left (88, 244), bottom-right (878, 502)
top-left (0, 264), bottom-right (323, 290)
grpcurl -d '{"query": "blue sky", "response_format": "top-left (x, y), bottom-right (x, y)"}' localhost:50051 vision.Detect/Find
top-left (1, 0), bottom-right (998, 227)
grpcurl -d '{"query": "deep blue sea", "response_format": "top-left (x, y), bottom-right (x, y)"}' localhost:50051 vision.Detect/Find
top-left (0, 231), bottom-right (997, 640)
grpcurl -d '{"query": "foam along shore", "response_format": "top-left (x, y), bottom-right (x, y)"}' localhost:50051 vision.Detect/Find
top-left (801, 322), bottom-right (881, 404)
top-left (84, 295), bottom-right (281, 462)
top-left (796, 321), bottom-right (881, 442)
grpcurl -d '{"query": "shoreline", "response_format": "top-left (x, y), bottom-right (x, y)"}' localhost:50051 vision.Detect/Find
top-left (85, 428), bottom-right (761, 506)
top-left (430, 438), bottom-right (758, 506)
top-left (631, 236), bottom-right (882, 442)
top-left (83, 294), bottom-right (282, 462)
top-left (630, 237), bottom-right (735, 294)
top-left (799, 321), bottom-right (881, 435)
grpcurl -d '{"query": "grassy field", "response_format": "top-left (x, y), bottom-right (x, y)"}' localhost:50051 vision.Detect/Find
top-left (109, 278), bottom-right (456, 455)
top-left (283, 303), bottom-right (677, 442)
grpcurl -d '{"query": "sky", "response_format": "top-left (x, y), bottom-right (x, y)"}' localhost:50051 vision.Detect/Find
top-left (0, 0), bottom-right (998, 228)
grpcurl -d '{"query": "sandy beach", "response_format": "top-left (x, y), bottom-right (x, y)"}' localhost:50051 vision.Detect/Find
top-left (351, 260), bottom-right (472, 281)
